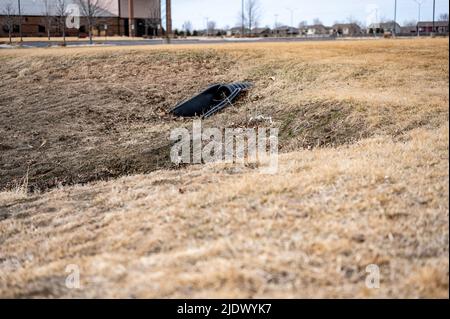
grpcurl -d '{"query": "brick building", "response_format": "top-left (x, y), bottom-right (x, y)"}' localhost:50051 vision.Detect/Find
top-left (417, 21), bottom-right (449, 35)
top-left (0, 0), bottom-right (162, 38)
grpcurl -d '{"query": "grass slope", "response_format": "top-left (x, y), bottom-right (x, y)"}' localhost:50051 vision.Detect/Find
top-left (0, 39), bottom-right (448, 191)
top-left (0, 124), bottom-right (448, 298)
top-left (0, 39), bottom-right (448, 298)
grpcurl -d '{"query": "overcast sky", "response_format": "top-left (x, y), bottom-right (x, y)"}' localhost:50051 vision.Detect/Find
top-left (170, 0), bottom-right (449, 30)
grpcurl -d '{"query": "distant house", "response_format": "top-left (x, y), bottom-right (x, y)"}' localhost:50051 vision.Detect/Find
top-left (306, 24), bottom-right (329, 36)
top-left (332, 23), bottom-right (362, 36)
top-left (273, 25), bottom-right (299, 36)
top-left (368, 22), bottom-right (401, 35)
top-left (251, 27), bottom-right (271, 37)
top-left (229, 26), bottom-right (251, 36)
top-left (297, 26), bottom-right (308, 36)
top-left (400, 25), bottom-right (417, 36)
top-left (417, 21), bottom-right (449, 34)
top-left (229, 27), bottom-right (240, 35)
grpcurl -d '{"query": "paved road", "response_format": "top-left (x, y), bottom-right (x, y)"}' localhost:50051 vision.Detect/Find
top-left (1, 37), bottom-right (339, 49)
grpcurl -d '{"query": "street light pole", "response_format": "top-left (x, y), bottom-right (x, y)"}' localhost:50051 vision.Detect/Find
top-left (128, 0), bottom-right (134, 38)
top-left (414, 0), bottom-right (424, 37)
top-left (432, 0), bottom-right (436, 33)
top-left (18, 0), bottom-right (22, 42)
top-left (393, 0), bottom-right (397, 36)
top-left (241, 0), bottom-right (245, 36)
top-left (166, 0), bottom-right (172, 40)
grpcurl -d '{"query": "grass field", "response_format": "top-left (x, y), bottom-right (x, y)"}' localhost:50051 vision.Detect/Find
top-left (0, 39), bottom-right (448, 298)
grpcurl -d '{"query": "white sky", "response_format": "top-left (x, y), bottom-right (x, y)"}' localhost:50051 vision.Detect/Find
top-left (170, 0), bottom-right (449, 30)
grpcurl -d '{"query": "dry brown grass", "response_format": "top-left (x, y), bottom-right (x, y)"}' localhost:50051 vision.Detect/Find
top-left (1, 39), bottom-right (448, 191)
top-left (0, 38), bottom-right (448, 298)
top-left (0, 123), bottom-right (448, 298)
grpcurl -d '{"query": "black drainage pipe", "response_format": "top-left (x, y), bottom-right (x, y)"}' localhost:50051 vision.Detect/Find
top-left (170, 82), bottom-right (252, 118)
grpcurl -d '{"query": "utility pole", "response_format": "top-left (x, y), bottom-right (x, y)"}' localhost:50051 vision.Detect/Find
top-left (393, 0), bottom-right (397, 36)
top-left (166, 0), bottom-right (172, 39)
top-left (432, 0), bottom-right (436, 33)
top-left (414, 0), bottom-right (424, 37)
top-left (18, 0), bottom-right (22, 42)
top-left (274, 14), bottom-right (279, 37)
top-left (205, 17), bottom-right (209, 36)
top-left (128, 0), bottom-right (134, 38)
top-left (241, 0), bottom-right (245, 36)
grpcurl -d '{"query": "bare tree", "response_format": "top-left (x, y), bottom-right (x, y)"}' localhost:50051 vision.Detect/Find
top-left (439, 13), bottom-right (449, 21)
top-left (274, 21), bottom-right (283, 30)
top-left (55, 0), bottom-right (68, 45)
top-left (379, 16), bottom-right (391, 23)
top-left (182, 21), bottom-right (193, 36)
top-left (297, 21), bottom-right (307, 36)
top-left (298, 21), bottom-right (307, 28)
top-left (75, 0), bottom-right (109, 44)
top-left (246, 0), bottom-right (260, 34)
top-left (145, 0), bottom-right (160, 37)
top-left (404, 19), bottom-right (417, 26)
top-left (236, 10), bottom-right (247, 32)
top-left (346, 15), bottom-right (365, 28)
top-left (346, 15), bottom-right (360, 25)
top-left (182, 21), bottom-right (193, 33)
top-left (207, 20), bottom-right (216, 36)
top-left (2, 2), bottom-right (16, 44)
top-left (160, 0), bottom-right (166, 34)
top-left (312, 18), bottom-right (323, 25)
top-left (42, 0), bottom-right (54, 40)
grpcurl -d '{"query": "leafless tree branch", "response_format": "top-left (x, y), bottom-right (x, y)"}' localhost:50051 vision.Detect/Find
top-left (2, 2), bottom-right (16, 44)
